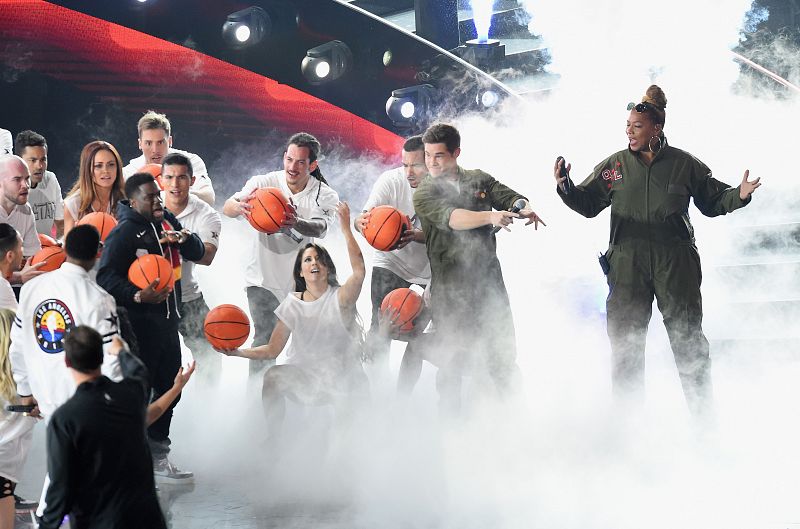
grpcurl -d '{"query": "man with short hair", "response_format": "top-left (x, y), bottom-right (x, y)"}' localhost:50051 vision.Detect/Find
top-left (413, 123), bottom-right (544, 411)
top-left (10, 224), bottom-right (122, 419)
top-left (0, 154), bottom-right (40, 259)
top-left (0, 224), bottom-right (23, 310)
top-left (354, 136), bottom-right (431, 374)
top-left (14, 130), bottom-right (64, 238)
top-left (122, 110), bottom-right (215, 205)
top-left (223, 132), bottom-right (339, 378)
top-left (97, 172), bottom-right (204, 482)
top-left (38, 327), bottom-right (168, 529)
top-left (161, 152), bottom-right (222, 382)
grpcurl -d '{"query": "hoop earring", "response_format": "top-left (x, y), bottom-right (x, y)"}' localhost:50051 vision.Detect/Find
top-left (648, 135), bottom-right (663, 153)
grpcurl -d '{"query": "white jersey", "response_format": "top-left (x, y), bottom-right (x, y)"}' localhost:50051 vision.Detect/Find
top-left (123, 147), bottom-right (215, 205)
top-left (0, 129), bottom-right (11, 155)
top-left (0, 399), bottom-right (35, 482)
top-left (170, 194), bottom-right (221, 302)
top-left (362, 167), bottom-right (431, 284)
top-left (274, 286), bottom-right (361, 377)
top-left (0, 277), bottom-right (17, 311)
top-left (28, 170), bottom-right (64, 235)
top-left (62, 193), bottom-right (113, 223)
top-left (233, 171), bottom-right (339, 300)
top-left (0, 203), bottom-right (40, 257)
top-left (10, 262), bottom-right (122, 420)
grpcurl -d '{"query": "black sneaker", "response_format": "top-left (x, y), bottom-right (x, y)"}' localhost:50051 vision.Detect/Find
top-left (14, 494), bottom-right (37, 511)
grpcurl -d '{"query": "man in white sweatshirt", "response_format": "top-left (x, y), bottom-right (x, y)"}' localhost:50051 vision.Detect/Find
top-left (122, 110), bottom-right (215, 205)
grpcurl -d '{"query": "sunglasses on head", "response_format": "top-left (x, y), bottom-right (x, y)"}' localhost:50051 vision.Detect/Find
top-left (627, 102), bottom-right (653, 113)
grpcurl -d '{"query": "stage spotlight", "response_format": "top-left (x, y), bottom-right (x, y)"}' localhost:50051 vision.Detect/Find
top-left (385, 84), bottom-right (436, 127)
top-left (222, 6), bottom-right (271, 49)
top-left (477, 89), bottom-right (500, 108)
top-left (301, 41), bottom-right (353, 85)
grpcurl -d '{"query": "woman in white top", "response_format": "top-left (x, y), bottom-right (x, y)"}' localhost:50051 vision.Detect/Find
top-left (221, 202), bottom-right (367, 434)
top-left (63, 141), bottom-right (126, 236)
top-left (0, 309), bottom-right (37, 528)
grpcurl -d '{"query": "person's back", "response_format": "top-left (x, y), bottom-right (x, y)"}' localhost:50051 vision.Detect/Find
top-left (38, 326), bottom-right (166, 529)
top-left (43, 375), bottom-right (164, 529)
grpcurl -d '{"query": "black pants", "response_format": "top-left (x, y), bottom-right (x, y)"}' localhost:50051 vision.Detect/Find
top-left (246, 286), bottom-right (281, 376)
top-left (128, 311), bottom-right (182, 457)
top-left (367, 266), bottom-right (424, 361)
top-left (178, 296), bottom-right (220, 383)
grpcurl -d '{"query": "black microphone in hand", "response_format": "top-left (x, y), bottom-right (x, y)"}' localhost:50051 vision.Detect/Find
top-left (491, 199), bottom-right (528, 235)
top-left (556, 155), bottom-right (572, 194)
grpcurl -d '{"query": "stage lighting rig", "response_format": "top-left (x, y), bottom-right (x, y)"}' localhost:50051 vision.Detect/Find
top-left (455, 38), bottom-right (506, 71)
top-left (385, 84), bottom-right (437, 128)
top-left (222, 7), bottom-right (271, 49)
top-left (301, 41), bottom-right (353, 85)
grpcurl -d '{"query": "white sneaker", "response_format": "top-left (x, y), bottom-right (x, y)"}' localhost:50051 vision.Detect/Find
top-left (153, 457), bottom-right (194, 484)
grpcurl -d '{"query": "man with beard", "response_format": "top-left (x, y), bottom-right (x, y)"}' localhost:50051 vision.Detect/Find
top-left (15, 130), bottom-right (63, 238)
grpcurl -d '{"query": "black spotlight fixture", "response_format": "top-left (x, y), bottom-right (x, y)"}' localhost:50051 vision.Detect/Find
top-left (221, 6), bottom-right (271, 49)
top-left (301, 41), bottom-right (353, 85)
top-left (385, 84), bottom-right (437, 127)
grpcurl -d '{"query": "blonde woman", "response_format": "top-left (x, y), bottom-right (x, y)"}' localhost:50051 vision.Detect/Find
top-left (0, 309), bottom-right (37, 528)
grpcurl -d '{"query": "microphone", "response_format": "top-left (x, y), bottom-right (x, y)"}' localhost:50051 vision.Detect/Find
top-left (556, 155), bottom-right (572, 194)
top-left (491, 198), bottom-right (528, 235)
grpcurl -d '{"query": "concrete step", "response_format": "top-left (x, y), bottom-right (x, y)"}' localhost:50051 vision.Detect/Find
top-left (704, 298), bottom-right (800, 340)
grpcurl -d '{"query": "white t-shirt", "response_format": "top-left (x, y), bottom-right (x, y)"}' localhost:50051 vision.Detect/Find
top-left (62, 193), bottom-right (113, 223)
top-left (0, 204), bottom-right (40, 257)
top-left (28, 170), bottom-right (64, 235)
top-left (233, 171), bottom-right (339, 300)
top-left (0, 398), bottom-right (35, 482)
top-left (0, 129), bottom-right (11, 155)
top-left (274, 286), bottom-right (361, 379)
top-left (123, 147), bottom-right (215, 205)
top-left (0, 277), bottom-right (17, 311)
top-left (170, 194), bottom-right (221, 302)
top-left (362, 167), bottom-right (431, 284)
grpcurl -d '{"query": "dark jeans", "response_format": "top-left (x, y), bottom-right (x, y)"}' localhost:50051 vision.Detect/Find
top-left (178, 296), bottom-right (220, 383)
top-left (246, 286), bottom-right (281, 376)
top-left (127, 311), bottom-right (182, 457)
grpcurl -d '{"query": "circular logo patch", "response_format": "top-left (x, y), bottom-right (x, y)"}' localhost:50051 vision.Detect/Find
top-left (34, 299), bottom-right (74, 354)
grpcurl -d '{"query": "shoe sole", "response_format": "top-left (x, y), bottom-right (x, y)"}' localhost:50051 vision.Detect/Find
top-left (154, 474), bottom-right (195, 484)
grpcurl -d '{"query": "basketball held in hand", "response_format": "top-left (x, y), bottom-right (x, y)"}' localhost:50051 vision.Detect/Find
top-left (380, 288), bottom-right (425, 334)
top-left (204, 304), bottom-right (251, 350)
top-left (362, 206), bottom-right (410, 251)
top-left (246, 187), bottom-right (291, 234)
top-left (31, 246), bottom-right (66, 272)
top-left (128, 254), bottom-right (174, 292)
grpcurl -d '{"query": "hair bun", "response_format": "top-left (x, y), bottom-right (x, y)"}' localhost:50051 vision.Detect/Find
top-left (642, 85), bottom-right (667, 110)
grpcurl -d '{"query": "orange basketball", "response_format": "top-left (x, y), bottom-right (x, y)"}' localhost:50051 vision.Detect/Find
top-left (138, 163), bottom-right (163, 189)
top-left (31, 245), bottom-right (66, 272)
top-left (127, 254), bottom-right (174, 292)
top-left (204, 304), bottom-right (251, 350)
top-left (38, 233), bottom-right (58, 247)
top-left (380, 288), bottom-right (424, 333)
top-left (246, 187), bottom-right (290, 234)
top-left (78, 212), bottom-right (117, 242)
top-left (363, 206), bottom-right (410, 251)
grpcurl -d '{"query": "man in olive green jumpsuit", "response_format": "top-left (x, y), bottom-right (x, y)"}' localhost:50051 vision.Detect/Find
top-left (413, 124), bottom-right (544, 411)
top-left (557, 137), bottom-right (754, 415)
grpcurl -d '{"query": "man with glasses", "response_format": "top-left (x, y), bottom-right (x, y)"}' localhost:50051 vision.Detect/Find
top-left (354, 136), bottom-right (431, 374)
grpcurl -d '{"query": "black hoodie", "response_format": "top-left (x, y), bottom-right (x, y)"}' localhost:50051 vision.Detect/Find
top-left (97, 200), bottom-right (205, 325)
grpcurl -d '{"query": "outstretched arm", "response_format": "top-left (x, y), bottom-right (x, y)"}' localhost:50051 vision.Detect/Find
top-left (336, 202), bottom-right (365, 308)
top-left (221, 319), bottom-right (291, 360)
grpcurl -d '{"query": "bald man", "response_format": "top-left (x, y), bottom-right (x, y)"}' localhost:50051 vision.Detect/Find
top-left (0, 155), bottom-right (45, 287)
